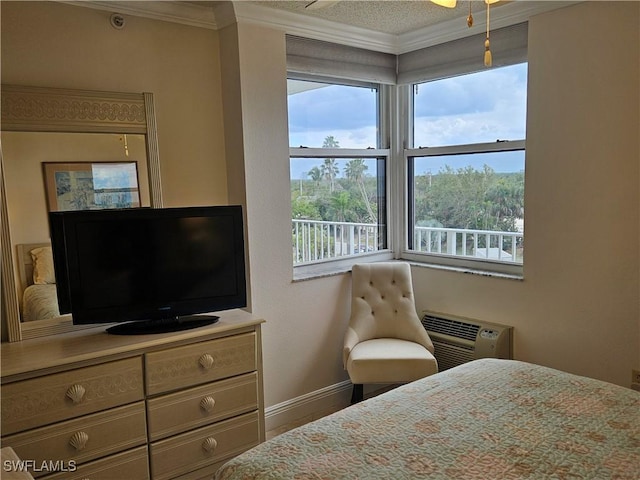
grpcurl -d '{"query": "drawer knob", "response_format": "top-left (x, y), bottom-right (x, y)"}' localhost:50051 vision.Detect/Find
top-left (202, 436), bottom-right (217, 453)
top-left (69, 431), bottom-right (89, 451)
top-left (66, 384), bottom-right (86, 404)
top-left (200, 396), bottom-right (216, 412)
top-left (199, 353), bottom-right (215, 370)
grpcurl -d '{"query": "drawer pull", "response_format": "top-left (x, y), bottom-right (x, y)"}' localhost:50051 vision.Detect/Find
top-left (202, 436), bottom-right (217, 453)
top-left (66, 384), bottom-right (86, 404)
top-left (200, 396), bottom-right (216, 412)
top-left (199, 353), bottom-right (215, 370)
top-left (69, 431), bottom-right (89, 451)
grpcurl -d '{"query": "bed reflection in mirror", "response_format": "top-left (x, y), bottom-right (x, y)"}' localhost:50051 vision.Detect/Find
top-left (2, 132), bottom-right (151, 322)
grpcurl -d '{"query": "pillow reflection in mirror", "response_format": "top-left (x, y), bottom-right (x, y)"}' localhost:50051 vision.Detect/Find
top-left (22, 284), bottom-right (60, 321)
top-left (30, 246), bottom-right (56, 284)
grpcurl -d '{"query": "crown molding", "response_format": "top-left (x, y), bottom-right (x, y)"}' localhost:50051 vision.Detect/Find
top-left (399, 1), bottom-right (581, 54)
top-left (60, 1), bottom-right (582, 54)
top-left (231, 2), bottom-right (399, 54)
top-left (60, 1), bottom-right (218, 30)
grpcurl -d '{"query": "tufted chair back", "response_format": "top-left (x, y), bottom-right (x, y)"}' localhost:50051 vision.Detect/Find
top-left (343, 262), bottom-right (434, 367)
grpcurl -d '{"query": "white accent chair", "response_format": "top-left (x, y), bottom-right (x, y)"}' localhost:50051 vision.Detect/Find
top-left (343, 262), bottom-right (438, 403)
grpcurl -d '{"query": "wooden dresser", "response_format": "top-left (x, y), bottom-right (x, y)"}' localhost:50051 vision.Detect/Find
top-left (0, 309), bottom-right (265, 480)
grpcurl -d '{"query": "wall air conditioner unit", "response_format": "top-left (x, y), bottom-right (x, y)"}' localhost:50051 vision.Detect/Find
top-left (421, 311), bottom-right (513, 371)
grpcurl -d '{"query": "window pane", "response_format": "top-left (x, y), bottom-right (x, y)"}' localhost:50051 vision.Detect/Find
top-left (291, 157), bottom-right (386, 264)
top-left (287, 79), bottom-right (378, 148)
top-left (413, 63), bottom-right (527, 147)
top-left (410, 151), bottom-right (524, 263)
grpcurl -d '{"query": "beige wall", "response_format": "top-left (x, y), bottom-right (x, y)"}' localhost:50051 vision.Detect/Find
top-left (1, 1), bottom-right (638, 421)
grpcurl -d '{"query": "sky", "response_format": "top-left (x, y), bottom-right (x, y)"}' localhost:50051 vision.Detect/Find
top-left (288, 63), bottom-right (527, 179)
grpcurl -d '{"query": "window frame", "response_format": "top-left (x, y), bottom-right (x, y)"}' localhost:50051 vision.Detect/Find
top-left (401, 65), bottom-right (527, 277)
top-left (286, 60), bottom-right (528, 280)
top-left (403, 141), bottom-right (526, 276)
top-left (288, 76), bottom-right (394, 280)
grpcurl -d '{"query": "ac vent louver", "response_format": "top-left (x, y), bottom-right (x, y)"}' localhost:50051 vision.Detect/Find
top-left (421, 315), bottom-right (480, 342)
top-left (421, 312), bottom-right (513, 372)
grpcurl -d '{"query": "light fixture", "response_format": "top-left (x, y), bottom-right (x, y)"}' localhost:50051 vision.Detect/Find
top-left (430, 0), bottom-right (457, 8)
top-left (430, 0), bottom-right (500, 67)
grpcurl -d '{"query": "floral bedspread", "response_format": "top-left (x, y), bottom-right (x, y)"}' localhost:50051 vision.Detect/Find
top-left (216, 359), bottom-right (640, 480)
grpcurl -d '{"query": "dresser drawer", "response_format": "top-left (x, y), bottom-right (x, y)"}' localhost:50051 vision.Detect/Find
top-left (44, 446), bottom-right (149, 480)
top-left (170, 459), bottom-right (229, 480)
top-left (4, 402), bottom-right (147, 478)
top-left (150, 411), bottom-right (259, 480)
top-left (146, 333), bottom-right (256, 395)
top-left (148, 372), bottom-right (258, 441)
top-left (1, 357), bottom-right (143, 436)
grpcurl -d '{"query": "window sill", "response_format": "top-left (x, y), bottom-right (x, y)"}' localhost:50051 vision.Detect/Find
top-left (291, 253), bottom-right (523, 282)
top-left (399, 249), bottom-right (523, 279)
top-left (292, 251), bottom-right (394, 282)
top-left (405, 259), bottom-right (524, 281)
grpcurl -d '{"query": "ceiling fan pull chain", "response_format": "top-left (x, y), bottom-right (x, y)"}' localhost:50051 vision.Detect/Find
top-left (484, 1), bottom-right (492, 67)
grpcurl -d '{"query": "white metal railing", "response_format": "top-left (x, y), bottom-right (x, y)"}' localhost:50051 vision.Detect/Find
top-left (292, 219), bottom-right (379, 264)
top-left (292, 220), bottom-right (524, 265)
top-left (414, 226), bottom-right (524, 264)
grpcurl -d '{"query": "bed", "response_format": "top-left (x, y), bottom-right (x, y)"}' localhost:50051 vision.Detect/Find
top-left (17, 243), bottom-right (60, 322)
top-left (215, 359), bottom-right (640, 480)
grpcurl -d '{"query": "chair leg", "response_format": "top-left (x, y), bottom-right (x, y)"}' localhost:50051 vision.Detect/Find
top-left (350, 383), bottom-right (364, 404)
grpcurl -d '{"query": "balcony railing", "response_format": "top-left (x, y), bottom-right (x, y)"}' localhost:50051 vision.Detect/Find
top-left (293, 219), bottom-right (523, 265)
top-left (414, 226), bottom-right (523, 264)
top-left (292, 219), bottom-right (379, 264)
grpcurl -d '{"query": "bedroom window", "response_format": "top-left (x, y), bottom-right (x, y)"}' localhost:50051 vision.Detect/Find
top-left (288, 77), bottom-right (390, 277)
top-left (404, 63), bottom-right (527, 275)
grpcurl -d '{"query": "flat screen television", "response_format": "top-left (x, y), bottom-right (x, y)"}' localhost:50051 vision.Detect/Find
top-left (49, 205), bottom-right (246, 335)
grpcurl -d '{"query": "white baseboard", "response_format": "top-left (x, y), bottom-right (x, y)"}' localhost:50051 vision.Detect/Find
top-left (264, 379), bottom-right (352, 431)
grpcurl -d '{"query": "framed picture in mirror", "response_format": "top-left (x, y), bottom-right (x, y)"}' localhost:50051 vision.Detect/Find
top-left (43, 161), bottom-right (140, 211)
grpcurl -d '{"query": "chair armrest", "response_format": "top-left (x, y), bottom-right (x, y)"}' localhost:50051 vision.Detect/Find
top-left (343, 327), bottom-right (360, 368)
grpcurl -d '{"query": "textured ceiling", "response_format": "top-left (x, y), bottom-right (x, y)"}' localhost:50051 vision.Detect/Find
top-left (251, 1), bottom-right (499, 35)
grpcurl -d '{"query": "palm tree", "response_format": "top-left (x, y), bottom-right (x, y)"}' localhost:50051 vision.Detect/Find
top-left (321, 158), bottom-right (339, 193)
top-left (307, 166), bottom-right (322, 186)
top-left (345, 158), bottom-right (375, 222)
top-left (344, 158), bottom-right (367, 182)
top-left (320, 136), bottom-right (340, 193)
top-left (322, 136), bottom-right (340, 148)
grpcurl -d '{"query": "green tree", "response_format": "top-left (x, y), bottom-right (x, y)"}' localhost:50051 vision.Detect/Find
top-left (414, 165), bottom-right (523, 232)
top-left (322, 136), bottom-right (340, 148)
top-left (329, 191), bottom-right (351, 222)
top-left (292, 196), bottom-right (320, 219)
top-left (320, 136), bottom-right (340, 193)
top-left (485, 176), bottom-right (524, 231)
top-left (307, 166), bottom-right (322, 186)
top-left (321, 158), bottom-right (339, 193)
top-left (344, 158), bottom-right (376, 222)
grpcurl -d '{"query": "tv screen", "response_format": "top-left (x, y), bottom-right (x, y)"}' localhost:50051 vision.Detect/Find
top-left (49, 205), bottom-right (246, 334)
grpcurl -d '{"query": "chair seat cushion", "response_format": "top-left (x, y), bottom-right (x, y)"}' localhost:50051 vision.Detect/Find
top-left (346, 338), bottom-right (438, 384)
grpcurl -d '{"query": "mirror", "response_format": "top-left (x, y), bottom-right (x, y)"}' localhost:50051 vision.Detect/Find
top-left (1, 85), bottom-right (163, 342)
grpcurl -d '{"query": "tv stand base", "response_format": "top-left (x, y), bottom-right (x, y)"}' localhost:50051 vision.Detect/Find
top-left (106, 315), bottom-right (220, 335)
